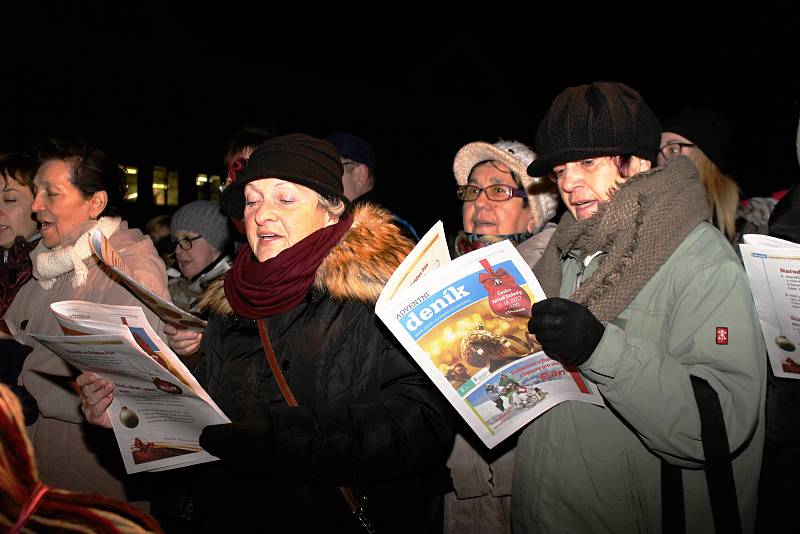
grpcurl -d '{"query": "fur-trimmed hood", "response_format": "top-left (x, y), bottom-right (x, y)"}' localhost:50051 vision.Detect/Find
top-left (198, 204), bottom-right (414, 317)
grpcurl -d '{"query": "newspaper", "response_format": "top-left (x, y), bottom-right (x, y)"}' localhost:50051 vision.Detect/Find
top-left (740, 234), bottom-right (800, 379)
top-left (90, 228), bottom-right (207, 330)
top-left (376, 223), bottom-right (604, 449)
top-left (31, 300), bottom-right (229, 473)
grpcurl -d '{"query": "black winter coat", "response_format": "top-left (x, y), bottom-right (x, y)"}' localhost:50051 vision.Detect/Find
top-left (156, 206), bottom-right (454, 533)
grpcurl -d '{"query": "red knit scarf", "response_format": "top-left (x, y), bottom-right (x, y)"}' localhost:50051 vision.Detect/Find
top-left (224, 214), bottom-right (354, 319)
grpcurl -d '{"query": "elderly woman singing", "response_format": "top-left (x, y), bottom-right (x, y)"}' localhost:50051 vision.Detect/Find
top-left (79, 134), bottom-right (453, 532)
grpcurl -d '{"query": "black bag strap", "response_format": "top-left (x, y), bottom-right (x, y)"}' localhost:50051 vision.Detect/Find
top-left (661, 459), bottom-right (685, 534)
top-left (661, 376), bottom-right (742, 534)
top-left (257, 319), bottom-right (377, 534)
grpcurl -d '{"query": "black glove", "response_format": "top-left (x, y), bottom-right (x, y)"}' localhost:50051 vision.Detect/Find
top-left (200, 420), bottom-right (270, 472)
top-left (528, 297), bottom-right (605, 366)
top-left (0, 339), bottom-right (31, 383)
top-left (9, 385), bottom-right (38, 425)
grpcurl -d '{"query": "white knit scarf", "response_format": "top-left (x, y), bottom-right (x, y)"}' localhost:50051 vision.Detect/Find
top-left (34, 217), bottom-right (121, 290)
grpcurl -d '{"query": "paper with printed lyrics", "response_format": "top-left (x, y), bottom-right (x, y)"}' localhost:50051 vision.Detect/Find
top-left (376, 223), bottom-right (604, 449)
top-left (90, 229), bottom-right (207, 330)
top-left (32, 300), bottom-right (229, 473)
top-left (741, 234), bottom-right (800, 379)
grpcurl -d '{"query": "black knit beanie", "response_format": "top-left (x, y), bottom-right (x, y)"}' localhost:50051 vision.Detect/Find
top-left (527, 81), bottom-right (661, 177)
top-left (220, 133), bottom-right (345, 220)
top-left (662, 107), bottom-right (731, 169)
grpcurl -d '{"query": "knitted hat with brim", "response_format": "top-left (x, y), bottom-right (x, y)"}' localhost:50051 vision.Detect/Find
top-left (220, 133), bottom-right (346, 220)
top-left (453, 140), bottom-right (559, 233)
top-left (527, 81), bottom-right (661, 177)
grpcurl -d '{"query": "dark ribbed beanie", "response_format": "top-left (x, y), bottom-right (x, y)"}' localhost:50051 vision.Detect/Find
top-left (662, 107), bottom-right (731, 169)
top-left (220, 133), bottom-right (345, 220)
top-left (527, 81), bottom-right (661, 177)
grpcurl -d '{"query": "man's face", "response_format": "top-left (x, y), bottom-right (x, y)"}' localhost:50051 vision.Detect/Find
top-left (341, 159), bottom-right (365, 201)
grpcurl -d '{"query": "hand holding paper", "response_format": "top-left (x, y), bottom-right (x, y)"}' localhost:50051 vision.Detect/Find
top-left (76, 372), bottom-right (113, 428)
top-left (164, 324), bottom-right (203, 356)
top-left (528, 298), bottom-right (605, 367)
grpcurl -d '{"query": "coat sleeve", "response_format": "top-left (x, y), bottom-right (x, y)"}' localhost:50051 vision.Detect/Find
top-left (17, 241), bottom-right (171, 424)
top-left (216, 316), bottom-right (455, 486)
top-left (580, 256), bottom-right (765, 468)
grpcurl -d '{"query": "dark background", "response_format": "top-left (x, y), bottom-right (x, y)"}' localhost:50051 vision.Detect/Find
top-left (3, 3), bottom-right (799, 238)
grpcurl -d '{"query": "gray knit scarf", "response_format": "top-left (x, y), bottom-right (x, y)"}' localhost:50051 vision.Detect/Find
top-left (533, 156), bottom-right (710, 323)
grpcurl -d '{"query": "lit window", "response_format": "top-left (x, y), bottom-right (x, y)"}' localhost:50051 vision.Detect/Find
top-left (210, 175), bottom-right (221, 201)
top-left (153, 166), bottom-right (167, 206)
top-left (152, 167), bottom-right (179, 206)
top-left (196, 173), bottom-right (221, 201)
top-left (167, 171), bottom-right (178, 206)
top-left (123, 166), bottom-right (138, 202)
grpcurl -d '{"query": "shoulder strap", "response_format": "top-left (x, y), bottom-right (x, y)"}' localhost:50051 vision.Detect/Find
top-left (257, 319), bottom-right (297, 406)
top-left (661, 459), bottom-right (685, 534)
top-left (661, 376), bottom-right (742, 534)
top-left (690, 375), bottom-right (742, 534)
top-left (257, 319), bottom-right (377, 533)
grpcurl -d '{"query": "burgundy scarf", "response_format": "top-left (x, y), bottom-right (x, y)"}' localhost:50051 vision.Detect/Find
top-left (224, 214), bottom-right (354, 319)
top-left (1, 236), bottom-right (38, 317)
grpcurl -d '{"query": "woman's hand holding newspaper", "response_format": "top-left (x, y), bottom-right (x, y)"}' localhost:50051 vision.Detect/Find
top-left (77, 372), bottom-right (113, 428)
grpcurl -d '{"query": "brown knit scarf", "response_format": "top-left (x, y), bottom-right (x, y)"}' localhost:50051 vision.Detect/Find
top-left (533, 156), bottom-right (710, 323)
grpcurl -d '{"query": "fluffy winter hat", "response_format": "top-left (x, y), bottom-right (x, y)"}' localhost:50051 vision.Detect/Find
top-left (220, 133), bottom-right (345, 220)
top-left (527, 81), bottom-right (661, 177)
top-left (171, 200), bottom-right (231, 252)
top-left (662, 107), bottom-right (732, 169)
top-left (453, 140), bottom-right (559, 233)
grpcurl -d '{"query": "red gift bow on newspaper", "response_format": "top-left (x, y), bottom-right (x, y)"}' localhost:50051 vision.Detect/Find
top-left (479, 259), bottom-right (531, 318)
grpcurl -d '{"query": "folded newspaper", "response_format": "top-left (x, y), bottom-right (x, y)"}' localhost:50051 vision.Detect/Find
top-left (740, 233), bottom-right (800, 379)
top-left (31, 300), bottom-right (229, 473)
top-left (90, 228), bottom-right (206, 330)
top-left (375, 222), bottom-right (604, 448)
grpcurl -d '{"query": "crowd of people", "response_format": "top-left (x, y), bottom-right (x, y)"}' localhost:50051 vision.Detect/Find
top-left (0, 81), bottom-right (793, 533)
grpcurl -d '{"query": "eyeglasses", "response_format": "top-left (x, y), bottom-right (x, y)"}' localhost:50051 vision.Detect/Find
top-left (170, 235), bottom-right (203, 250)
top-left (456, 184), bottom-right (527, 202)
top-left (659, 142), bottom-right (695, 160)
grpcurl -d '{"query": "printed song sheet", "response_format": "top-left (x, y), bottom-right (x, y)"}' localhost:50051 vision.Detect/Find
top-left (741, 234), bottom-right (800, 379)
top-left (33, 301), bottom-right (228, 473)
top-left (90, 229), bottom-right (206, 329)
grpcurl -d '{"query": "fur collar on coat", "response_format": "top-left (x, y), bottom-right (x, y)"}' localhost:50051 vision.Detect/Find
top-left (199, 204), bottom-right (414, 317)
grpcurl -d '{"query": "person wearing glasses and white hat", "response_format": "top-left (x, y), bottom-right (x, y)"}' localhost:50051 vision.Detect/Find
top-left (445, 140), bottom-right (558, 534)
top-left (452, 139), bottom-right (559, 264)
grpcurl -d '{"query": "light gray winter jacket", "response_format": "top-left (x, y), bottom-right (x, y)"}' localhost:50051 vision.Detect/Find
top-left (513, 222), bottom-right (766, 533)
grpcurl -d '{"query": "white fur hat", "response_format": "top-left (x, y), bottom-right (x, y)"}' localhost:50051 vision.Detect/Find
top-left (453, 140), bottom-right (559, 233)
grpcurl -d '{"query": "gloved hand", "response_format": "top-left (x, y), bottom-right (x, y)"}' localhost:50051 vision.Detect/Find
top-left (9, 384), bottom-right (38, 425)
top-left (528, 297), bottom-right (605, 366)
top-left (200, 420), bottom-right (271, 472)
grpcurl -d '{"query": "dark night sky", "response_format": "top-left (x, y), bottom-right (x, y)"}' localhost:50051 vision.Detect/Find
top-left (3, 3), bottom-right (800, 236)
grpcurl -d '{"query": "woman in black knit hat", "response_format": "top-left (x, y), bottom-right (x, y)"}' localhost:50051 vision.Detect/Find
top-left (78, 133), bottom-right (453, 532)
top-left (514, 82), bottom-right (765, 534)
top-left (659, 106), bottom-right (742, 242)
